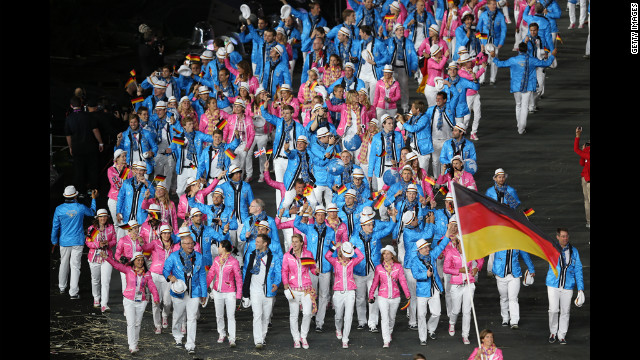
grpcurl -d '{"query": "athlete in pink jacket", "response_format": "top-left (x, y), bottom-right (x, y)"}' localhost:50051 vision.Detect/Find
top-left (141, 225), bottom-right (176, 332)
top-left (86, 214), bottom-right (118, 311)
top-left (177, 178), bottom-right (219, 223)
top-left (373, 77), bottom-right (402, 111)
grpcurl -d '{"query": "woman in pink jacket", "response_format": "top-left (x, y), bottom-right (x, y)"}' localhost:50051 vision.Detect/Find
top-left (199, 98), bottom-right (222, 136)
top-left (324, 241), bottom-right (364, 349)
top-left (86, 209), bottom-right (117, 312)
top-left (108, 149), bottom-right (132, 240)
top-left (105, 252), bottom-right (159, 354)
top-left (368, 245), bottom-right (411, 348)
top-left (141, 181), bottom-right (179, 234)
top-left (468, 329), bottom-right (504, 360)
top-left (221, 99), bottom-right (255, 178)
top-left (440, 0), bottom-right (462, 54)
top-left (325, 90), bottom-right (363, 138)
top-left (443, 217), bottom-right (484, 345)
top-left (141, 225), bottom-right (176, 334)
top-left (373, 65), bottom-right (402, 121)
top-left (269, 85), bottom-right (301, 119)
top-left (436, 155), bottom-right (477, 191)
top-left (406, 152), bottom-right (438, 208)
top-left (225, 58), bottom-right (260, 95)
top-left (326, 204), bottom-right (349, 244)
top-left (458, 55), bottom-right (488, 140)
top-left (207, 239), bottom-right (242, 347)
top-left (115, 220), bottom-right (144, 292)
top-left (322, 55), bottom-right (345, 90)
top-left (177, 177), bottom-right (219, 223)
top-left (282, 234), bottom-right (318, 349)
top-left (423, 44), bottom-right (450, 107)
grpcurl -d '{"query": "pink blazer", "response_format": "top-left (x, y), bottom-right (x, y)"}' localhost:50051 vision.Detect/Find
top-left (115, 235), bottom-right (143, 261)
top-left (468, 347), bottom-right (504, 360)
top-left (107, 165), bottom-right (132, 200)
top-left (270, 96), bottom-right (301, 119)
top-left (325, 247), bottom-right (364, 291)
top-left (141, 198), bottom-right (179, 234)
top-left (207, 254), bottom-right (243, 299)
top-left (86, 224), bottom-right (117, 262)
top-left (418, 38), bottom-right (449, 59)
top-left (275, 217), bottom-right (306, 250)
top-left (106, 257), bottom-right (159, 302)
top-left (225, 57), bottom-right (260, 94)
top-left (373, 79), bottom-right (401, 110)
top-left (281, 248), bottom-right (316, 289)
top-left (221, 110), bottom-right (255, 150)
top-left (461, 1), bottom-right (487, 26)
top-left (516, 0), bottom-right (533, 29)
top-left (177, 179), bottom-right (219, 222)
top-left (440, 8), bottom-right (462, 38)
top-left (369, 262), bottom-right (410, 299)
top-left (426, 56), bottom-right (449, 86)
top-left (326, 220), bottom-right (348, 244)
top-left (443, 243), bottom-right (485, 285)
top-left (437, 171), bottom-right (477, 191)
top-left (141, 239), bottom-right (175, 275)
top-left (458, 67), bottom-right (485, 96)
top-left (199, 110), bottom-right (221, 134)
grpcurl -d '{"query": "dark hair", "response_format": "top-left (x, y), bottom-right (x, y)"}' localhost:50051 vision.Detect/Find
top-left (91, 215), bottom-right (113, 229)
top-left (436, 91), bottom-right (447, 101)
top-left (213, 38), bottom-right (225, 48)
top-left (70, 96), bottom-right (82, 108)
top-left (359, 25), bottom-right (373, 36)
top-left (518, 42), bottom-right (528, 53)
top-left (257, 233), bottom-right (271, 245)
top-left (264, 28), bottom-right (277, 37)
top-left (529, 22), bottom-right (539, 30)
top-left (219, 239), bottom-right (238, 256)
top-left (294, 179), bottom-right (306, 187)
top-left (138, 106), bottom-right (149, 114)
top-left (212, 129), bottom-right (223, 137)
top-left (218, 68), bottom-right (230, 77)
top-left (342, 9), bottom-right (355, 20)
top-left (557, 227), bottom-right (569, 235)
top-left (413, 354), bottom-right (426, 360)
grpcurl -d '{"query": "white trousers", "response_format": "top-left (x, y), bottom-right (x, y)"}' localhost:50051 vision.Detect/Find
top-left (424, 84), bottom-right (439, 108)
top-left (247, 134), bottom-right (269, 179)
top-left (310, 272), bottom-right (332, 328)
top-left (172, 293), bottom-right (200, 350)
top-left (466, 93), bottom-right (481, 135)
top-left (449, 283), bottom-right (476, 338)
top-left (431, 138), bottom-right (447, 179)
top-left (123, 298), bottom-right (148, 351)
top-left (417, 291), bottom-right (442, 342)
top-left (289, 59), bottom-right (297, 81)
top-left (513, 92), bottom-right (532, 134)
top-left (486, 47), bottom-right (499, 83)
top-left (88, 260), bottom-right (113, 307)
top-left (151, 272), bottom-right (173, 328)
top-left (213, 290), bottom-right (237, 341)
top-left (354, 272), bottom-right (378, 327)
top-left (59, 245), bottom-right (83, 296)
top-left (333, 289), bottom-right (356, 343)
top-left (547, 286), bottom-right (573, 339)
top-left (176, 167), bottom-right (198, 197)
top-left (444, 273), bottom-right (452, 318)
top-left (377, 296), bottom-right (400, 343)
top-left (250, 289), bottom-right (273, 344)
top-left (404, 268), bottom-right (418, 326)
top-left (568, 0), bottom-right (588, 26)
top-left (585, 14), bottom-right (590, 55)
top-left (363, 79), bottom-right (377, 104)
top-left (288, 289), bottom-right (313, 341)
top-left (273, 157), bottom-right (288, 206)
top-left (313, 185), bottom-right (333, 207)
top-left (233, 144), bottom-right (249, 176)
top-left (496, 274), bottom-right (521, 325)
top-left (394, 67), bottom-right (410, 112)
top-left (417, 154), bottom-right (432, 177)
top-left (108, 198), bottom-right (127, 240)
top-left (154, 154), bottom-right (176, 192)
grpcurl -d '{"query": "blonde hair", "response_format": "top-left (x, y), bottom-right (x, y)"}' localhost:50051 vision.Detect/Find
top-left (345, 90), bottom-right (358, 105)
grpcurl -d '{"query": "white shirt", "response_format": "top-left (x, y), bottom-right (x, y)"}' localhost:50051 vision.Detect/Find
top-left (250, 255), bottom-right (267, 294)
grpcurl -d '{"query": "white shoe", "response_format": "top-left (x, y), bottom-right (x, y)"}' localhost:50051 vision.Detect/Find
top-left (293, 340), bottom-right (301, 349)
top-left (258, 174), bottom-right (264, 183)
top-left (462, 336), bottom-right (470, 344)
top-left (448, 324), bottom-right (455, 336)
top-left (336, 330), bottom-right (343, 339)
top-left (342, 342), bottom-right (349, 349)
top-left (301, 338), bottom-right (309, 349)
top-left (217, 335), bottom-right (225, 343)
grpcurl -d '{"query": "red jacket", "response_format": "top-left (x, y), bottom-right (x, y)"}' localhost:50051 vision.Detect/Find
top-left (574, 137), bottom-right (590, 182)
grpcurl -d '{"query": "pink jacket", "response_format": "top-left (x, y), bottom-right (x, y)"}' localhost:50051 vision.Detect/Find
top-left (207, 254), bottom-right (243, 298)
top-left (275, 217), bottom-right (306, 250)
top-left (199, 110), bottom-right (222, 134)
top-left (417, 169), bottom-right (436, 202)
top-left (384, 4), bottom-right (409, 37)
top-left (86, 224), bottom-right (117, 262)
top-left (325, 101), bottom-right (365, 137)
top-left (360, 105), bottom-right (377, 133)
top-left (373, 79), bottom-right (401, 110)
top-left (270, 95), bottom-right (301, 119)
top-left (326, 219), bottom-right (348, 244)
top-left (221, 109), bottom-right (255, 149)
top-left (325, 247), bottom-right (364, 291)
top-left (440, 8), bottom-right (462, 39)
top-left (282, 248), bottom-right (316, 289)
top-left (297, 81), bottom-right (317, 113)
top-left (516, 0), bottom-right (533, 29)
top-left (437, 171), bottom-right (477, 191)
top-left (418, 38), bottom-right (449, 60)
top-left (115, 235), bottom-right (143, 262)
top-left (468, 347), bottom-right (504, 360)
top-left (107, 165), bottom-right (132, 200)
top-left (369, 262), bottom-right (410, 299)
top-left (246, 104), bottom-right (274, 135)
top-left (461, 1), bottom-right (487, 26)
top-left (458, 66), bottom-right (485, 96)
top-left (106, 257), bottom-right (159, 302)
top-left (177, 179), bottom-right (219, 222)
top-left (225, 57), bottom-right (260, 95)
top-left (426, 55), bottom-right (449, 86)
top-left (141, 198), bottom-right (179, 234)
top-left (141, 239), bottom-right (175, 274)
top-left (443, 243), bottom-right (485, 285)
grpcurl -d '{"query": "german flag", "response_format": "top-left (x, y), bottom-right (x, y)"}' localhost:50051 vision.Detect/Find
top-left (424, 175), bottom-right (436, 186)
top-left (438, 186), bottom-right (449, 196)
top-left (384, 14), bottom-right (395, 20)
top-left (224, 149), bottom-right (236, 160)
top-left (130, 69), bottom-right (136, 77)
top-left (186, 54), bottom-right (201, 62)
top-left (294, 193), bottom-right (304, 203)
top-left (125, 77), bottom-right (136, 88)
top-left (476, 33), bottom-right (488, 40)
top-left (555, 33), bottom-right (563, 44)
top-left (119, 166), bottom-right (131, 180)
top-left (153, 175), bottom-right (166, 183)
top-left (300, 257), bottom-right (316, 266)
top-left (149, 211), bottom-right (160, 220)
top-left (88, 228), bottom-right (100, 242)
top-left (369, 190), bottom-right (380, 200)
top-left (131, 96), bottom-right (144, 105)
top-left (265, 148), bottom-right (273, 155)
top-left (377, 149), bottom-right (387, 157)
top-left (172, 137), bottom-right (185, 146)
top-left (216, 119), bottom-right (227, 130)
top-left (523, 208), bottom-right (535, 217)
top-left (373, 193), bottom-right (386, 210)
top-left (303, 184), bottom-right (314, 197)
top-left (451, 182), bottom-right (561, 275)
top-left (309, 81), bottom-right (318, 91)
top-left (337, 184), bottom-right (347, 195)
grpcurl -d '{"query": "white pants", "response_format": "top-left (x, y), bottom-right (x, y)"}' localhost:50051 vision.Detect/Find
top-left (212, 290), bottom-right (237, 342)
top-left (273, 157), bottom-right (289, 206)
top-left (289, 59), bottom-right (297, 81)
top-left (466, 93), bottom-right (481, 135)
top-left (250, 289), bottom-right (273, 344)
top-left (154, 154), bottom-right (176, 192)
top-left (313, 185), bottom-right (333, 207)
top-left (151, 272), bottom-right (172, 328)
top-left (500, 4), bottom-right (511, 22)
top-left (431, 139), bottom-right (447, 179)
top-left (288, 289), bottom-right (313, 341)
top-left (424, 84), bottom-right (439, 108)
top-left (233, 144), bottom-right (249, 176)
top-left (172, 292), bottom-right (200, 350)
top-left (394, 67), bottom-right (410, 112)
top-left (354, 272), bottom-right (377, 327)
top-left (486, 47), bottom-right (499, 83)
top-left (363, 78), bottom-right (377, 103)
top-left (444, 273), bottom-right (452, 318)
top-left (547, 287), bottom-right (573, 339)
top-left (449, 283), bottom-right (476, 338)
top-left (176, 167), bottom-right (198, 197)
top-left (585, 14), bottom-right (590, 55)
top-left (310, 272), bottom-right (332, 328)
top-left (377, 296), bottom-right (400, 343)
top-left (404, 268), bottom-right (418, 326)
top-left (247, 134), bottom-right (269, 179)
top-left (513, 91), bottom-right (532, 134)
top-left (417, 291), bottom-right (442, 342)
top-left (59, 245), bottom-right (83, 296)
top-left (568, 0), bottom-right (588, 26)
top-left (496, 274), bottom-right (521, 325)
top-left (417, 154), bottom-right (432, 177)
top-left (88, 260), bottom-right (113, 307)
top-left (108, 198), bottom-right (127, 240)
top-left (333, 289), bottom-right (356, 343)
top-left (123, 298), bottom-right (148, 351)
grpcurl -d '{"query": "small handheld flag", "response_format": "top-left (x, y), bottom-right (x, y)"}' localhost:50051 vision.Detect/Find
top-left (224, 149), bottom-right (236, 160)
top-left (254, 148), bottom-right (266, 158)
top-left (265, 148), bottom-right (273, 155)
top-left (424, 175), bottom-right (436, 186)
top-left (172, 137), bottom-right (186, 146)
top-left (88, 228), bottom-right (100, 242)
top-left (438, 186), bottom-right (449, 196)
top-left (303, 184), bottom-right (314, 197)
top-left (119, 167), bottom-right (131, 180)
top-left (384, 14), bottom-right (395, 20)
top-left (377, 149), bottom-right (387, 157)
top-left (400, 299), bottom-right (411, 311)
top-left (523, 208), bottom-right (535, 217)
top-left (131, 96), bottom-right (144, 105)
top-left (130, 69), bottom-right (136, 77)
top-left (369, 191), bottom-right (380, 200)
top-left (125, 77), bottom-right (136, 88)
top-left (216, 119), bottom-right (228, 130)
top-left (337, 185), bottom-right (347, 195)
top-left (373, 194), bottom-right (386, 210)
top-left (555, 34), bottom-right (563, 44)
top-left (153, 175), bottom-right (166, 183)
top-left (300, 257), bottom-right (316, 266)
top-left (309, 81), bottom-right (318, 91)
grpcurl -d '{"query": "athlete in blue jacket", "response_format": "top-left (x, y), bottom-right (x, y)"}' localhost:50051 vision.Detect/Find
top-left (476, 0), bottom-right (508, 84)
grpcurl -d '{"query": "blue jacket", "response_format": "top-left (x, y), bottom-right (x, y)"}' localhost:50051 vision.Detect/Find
top-left (477, 9), bottom-right (507, 46)
top-left (294, 217), bottom-right (336, 274)
top-left (243, 249), bottom-right (282, 297)
top-left (117, 177), bottom-right (155, 225)
top-left (169, 129), bottom-right (214, 176)
top-left (485, 184), bottom-right (521, 209)
top-left (455, 26), bottom-right (482, 61)
top-left (136, 94), bottom-right (167, 113)
top-left (431, 208), bottom-right (454, 244)
top-left (385, 182), bottom-right (425, 210)
top-left (439, 137), bottom-right (477, 167)
top-left (305, 119), bottom-right (337, 145)
top-left (404, 10), bottom-right (436, 45)
top-left (140, 76), bottom-right (179, 102)
top-left (398, 223), bottom-right (435, 269)
top-left (353, 35), bottom-right (391, 80)
top-left (196, 138), bottom-right (241, 181)
top-left (522, 8), bottom-right (553, 44)
top-left (350, 225), bottom-right (395, 277)
top-left (246, 24), bottom-right (285, 78)
top-left (327, 75), bottom-right (366, 94)
top-left (337, 201), bottom-right (376, 238)
top-left (402, 111), bottom-right (432, 156)
top-left (308, 140), bottom-right (337, 187)
top-left (199, 78), bottom-right (238, 110)
top-left (117, 127), bottom-right (158, 174)
top-left (447, 75), bottom-right (480, 118)
top-left (51, 199), bottom-right (97, 247)
top-left (301, 47), bottom-right (335, 84)
top-left (240, 214), bottom-right (283, 263)
top-left (546, 244), bottom-right (584, 291)
top-left (290, 7), bottom-right (328, 41)
top-left (277, 21), bottom-right (303, 60)
top-left (187, 223), bottom-right (229, 268)
top-left (217, 179), bottom-right (254, 224)
top-left (333, 171), bottom-right (371, 202)
top-left (386, 36), bottom-right (419, 77)
top-left (525, 33), bottom-right (555, 60)
top-left (492, 249), bottom-right (535, 279)
top-left (260, 55), bottom-right (292, 97)
top-left (531, 1), bottom-right (561, 34)
top-left (238, 25), bottom-right (266, 67)
top-left (187, 196), bottom-right (238, 232)
top-left (327, 22), bottom-right (360, 42)
top-left (283, 149), bottom-right (315, 191)
top-left (348, 0), bottom-right (384, 31)
top-left (261, 104), bottom-right (308, 162)
top-left (493, 53), bottom-right (555, 93)
top-left (411, 236), bottom-right (451, 297)
top-left (368, 130), bottom-right (405, 178)
top-left (163, 250), bottom-right (208, 298)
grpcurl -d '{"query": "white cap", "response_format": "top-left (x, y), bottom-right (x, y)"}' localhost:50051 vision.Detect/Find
top-left (383, 64), bottom-right (394, 73)
top-left (273, 44), bottom-right (284, 56)
top-left (344, 62), bottom-right (355, 70)
top-left (127, 219), bottom-right (140, 228)
top-left (406, 184), bottom-right (418, 193)
top-left (198, 85), bottom-right (210, 94)
top-left (160, 224), bottom-right (172, 233)
top-left (381, 245), bottom-right (396, 257)
top-left (96, 209), bottom-right (109, 217)
top-left (341, 242), bottom-right (355, 257)
top-left (317, 127), bottom-right (331, 137)
top-left (360, 214), bottom-right (374, 226)
top-left (494, 168), bottom-right (507, 179)
top-left (416, 239), bottom-right (431, 251)
top-left (339, 26), bottom-right (351, 37)
top-left (155, 101), bottom-right (167, 109)
top-left (430, 44), bottom-right (442, 56)
top-left (234, 98), bottom-right (246, 108)
top-left (216, 48), bottom-right (227, 58)
top-left (113, 149), bottom-right (125, 161)
top-left (228, 164), bottom-right (242, 175)
top-left (189, 208), bottom-right (202, 218)
top-left (352, 168), bottom-right (365, 178)
top-left (402, 210), bottom-right (416, 225)
top-left (297, 135), bottom-right (309, 144)
top-left (345, 189), bottom-right (357, 198)
top-left (132, 161), bottom-right (147, 170)
top-left (201, 50), bottom-right (214, 60)
top-left (178, 226), bottom-right (191, 237)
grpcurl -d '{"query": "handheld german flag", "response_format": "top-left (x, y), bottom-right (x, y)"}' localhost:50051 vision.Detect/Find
top-left (377, 149), bottom-right (387, 157)
top-left (370, 190), bottom-right (380, 200)
top-left (555, 33), bottom-right (563, 44)
top-left (451, 182), bottom-right (562, 275)
top-left (130, 69), bottom-right (136, 77)
top-left (523, 208), bottom-right (535, 217)
top-left (120, 223), bottom-right (132, 231)
top-left (172, 137), bottom-right (185, 146)
top-left (303, 184), bottom-right (314, 197)
top-left (373, 193), bottom-right (386, 210)
top-left (119, 166), bottom-right (131, 180)
top-left (424, 175), bottom-right (436, 186)
top-left (153, 175), bottom-right (166, 183)
top-left (438, 186), bottom-right (449, 196)
top-left (216, 119), bottom-right (228, 130)
top-left (88, 228), bottom-right (100, 242)
top-left (125, 77), bottom-right (136, 88)
top-left (224, 149), bottom-right (236, 160)
top-left (265, 148), bottom-right (273, 156)
top-left (300, 257), bottom-right (316, 266)
top-left (384, 14), bottom-right (395, 20)
top-left (400, 299), bottom-right (411, 311)
top-left (309, 81), bottom-right (318, 91)
top-left (131, 96), bottom-right (144, 105)
top-left (337, 184), bottom-right (347, 195)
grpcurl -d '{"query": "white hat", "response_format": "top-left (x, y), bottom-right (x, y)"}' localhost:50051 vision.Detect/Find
top-left (255, 87), bottom-right (266, 95)
top-left (276, 26), bottom-right (286, 35)
top-left (458, 46), bottom-right (469, 54)
top-left (454, 123), bottom-right (467, 133)
top-left (168, 96), bottom-right (177, 103)
top-left (155, 101), bottom-right (167, 109)
top-left (186, 177), bottom-right (198, 188)
top-left (312, 103), bottom-right (324, 113)
top-left (233, 98), bottom-right (246, 108)
top-left (127, 219), bottom-right (140, 228)
top-left (317, 127), bottom-right (330, 137)
top-left (416, 239), bottom-right (431, 251)
top-left (448, 61), bottom-right (459, 69)
top-left (273, 44), bottom-right (285, 56)
top-left (148, 204), bottom-right (161, 213)
top-left (323, 26), bottom-right (330, 34)
top-left (180, 96), bottom-right (190, 103)
top-left (160, 224), bottom-right (172, 233)
top-left (345, 189), bottom-right (357, 198)
top-left (380, 113), bottom-right (392, 123)
top-left (113, 149), bottom-right (125, 161)
top-left (178, 226), bottom-right (191, 237)
top-left (156, 181), bottom-right (167, 191)
top-left (130, 251), bottom-right (145, 262)
top-left (445, 192), bottom-right (454, 201)
top-left (461, 10), bottom-right (474, 20)
top-left (178, 65), bottom-right (192, 77)
top-left (238, 82), bottom-right (250, 92)
top-left (216, 48), bottom-right (227, 59)
top-left (381, 245), bottom-right (396, 257)
top-left (493, 168), bottom-right (507, 179)
top-left (449, 214), bottom-right (458, 223)
top-left (297, 135), bottom-right (309, 144)
top-left (458, 53), bottom-right (472, 64)
top-left (281, 4), bottom-right (292, 19)
top-left (402, 210), bottom-right (416, 225)
top-left (339, 26), bottom-right (351, 37)
top-left (352, 168), bottom-right (365, 178)
top-left (279, 83), bottom-right (292, 92)
top-left (392, 23), bottom-right (404, 33)
top-left (369, 118), bottom-right (379, 126)
top-left (434, 76), bottom-right (444, 91)
top-left (201, 50), bottom-right (214, 60)
top-left (430, 44), bottom-right (442, 56)
top-left (189, 208), bottom-right (202, 218)
top-left (344, 62), bottom-right (355, 70)
top-left (213, 187), bottom-right (224, 197)
top-left (390, 1), bottom-right (400, 11)
top-left (314, 205), bottom-right (327, 214)
top-left (429, 24), bottom-right (440, 33)
top-left (132, 161), bottom-right (147, 170)
top-left (361, 206), bottom-right (375, 216)
top-left (96, 209), bottom-right (109, 217)
top-left (284, 288), bottom-right (295, 301)
top-left (226, 42), bottom-right (235, 54)
top-left (406, 184), bottom-right (418, 193)
top-left (451, 155), bottom-right (463, 163)
top-left (401, 164), bottom-right (413, 173)
top-left (383, 64), bottom-right (394, 73)
top-left (257, 220), bottom-right (270, 229)
top-left (360, 214), bottom-right (374, 225)
top-left (405, 151), bottom-right (418, 162)
top-left (240, 4), bottom-right (251, 19)
top-left (228, 164), bottom-right (242, 175)
top-left (309, 67), bottom-right (321, 78)
top-left (484, 43), bottom-right (496, 54)
top-left (326, 203), bottom-right (338, 212)
top-left (198, 85), bottom-right (210, 94)
top-left (341, 242), bottom-right (355, 257)
top-left (153, 79), bottom-right (167, 89)
top-left (171, 279), bottom-right (187, 294)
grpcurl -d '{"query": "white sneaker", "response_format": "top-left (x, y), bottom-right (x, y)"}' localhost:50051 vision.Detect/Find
top-left (463, 336), bottom-right (470, 344)
top-left (217, 335), bottom-right (225, 343)
top-left (293, 340), bottom-right (301, 349)
top-left (568, 23), bottom-right (576, 29)
top-left (336, 330), bottom-right (343, 339)
top-left (342, 342), bottom-right (349, 349)
top-left (448, 324), bottom-right (455, 336)
top-left (301, 338), bottom-right (309, 349)
top-left (258, 174), bottom-right (264, 183)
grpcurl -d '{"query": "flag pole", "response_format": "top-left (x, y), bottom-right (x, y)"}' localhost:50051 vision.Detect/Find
top-left (450, 183), bottom-right (483, 356)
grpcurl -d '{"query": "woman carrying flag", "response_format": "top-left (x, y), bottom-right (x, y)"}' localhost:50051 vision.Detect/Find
top-left (141, 181), bottom-right (179, 234)
top-left (108, 149), bottom-right (133, 240)
top-left (85, 209), bottom-right (117, 313)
